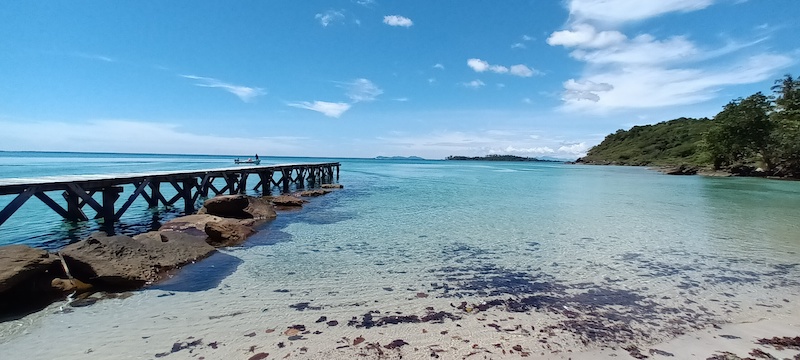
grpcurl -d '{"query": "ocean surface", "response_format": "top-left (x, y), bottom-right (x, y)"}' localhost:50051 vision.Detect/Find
top-left (1, 151), bottom-right (799, 359)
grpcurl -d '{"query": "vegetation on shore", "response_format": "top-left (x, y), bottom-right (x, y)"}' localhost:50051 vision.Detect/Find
top-left (446, 154), bottom-right (558, 162)
top-left (578, 74), bottom-right (800, 178)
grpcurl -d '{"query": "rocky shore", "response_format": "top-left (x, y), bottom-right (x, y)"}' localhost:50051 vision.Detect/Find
top-left (0, 185), bottom-right (344, 320)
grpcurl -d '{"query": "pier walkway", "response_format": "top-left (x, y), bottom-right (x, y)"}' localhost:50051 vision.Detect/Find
top-left (0, 162), bottom-right (340, 228)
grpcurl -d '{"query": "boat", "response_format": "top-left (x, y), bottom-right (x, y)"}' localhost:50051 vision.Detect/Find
top-left (234, 159), bottom-right (261, 165)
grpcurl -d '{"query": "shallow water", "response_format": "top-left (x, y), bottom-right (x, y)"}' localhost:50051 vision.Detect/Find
top-left (1, 153), bottom-right (799, 359)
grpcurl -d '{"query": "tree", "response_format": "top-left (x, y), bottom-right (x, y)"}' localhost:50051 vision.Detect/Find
top-left (705, 92), bottom-right (775, 169)
top-left (770, 74), bottom-right (800, 176)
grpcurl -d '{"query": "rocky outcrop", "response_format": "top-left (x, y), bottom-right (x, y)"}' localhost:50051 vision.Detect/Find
top-left (61, 232), bottom-right (215, 289)
top-left (270, 195), bottom-right (307, 207)
top-left (321, 184), bottom-right (344, 189)
top-left (662, 164), bottom-right (699, 175)
top-left (158, 213), bottom-right (261, 247)
top-left (0, 245), bottom-right (66, 318)
top-left (199, 194), bottom-right (277, 220)
top-left (297, 189), bottom-right (332, 197)
top-left (204, 220), bottom-right (256, 247)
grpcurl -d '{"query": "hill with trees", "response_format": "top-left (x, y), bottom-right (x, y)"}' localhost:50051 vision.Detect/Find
top-left (577, 74), bottom-right (800, 178)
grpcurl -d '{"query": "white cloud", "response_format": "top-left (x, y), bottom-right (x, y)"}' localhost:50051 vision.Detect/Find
top-left (315, 10), bottom-right (345, 27)
top-left (0, 119), bottom-right (306, 155)
top-left (383, 15), bottom-right (413, 27)
top-left (511, 43), bottom-right (526, 49)
top-left (354, 0), bottom-right (375, 6)
top-left (377, 130), bottom-right (589, 159)
top-left (433, 63), bottom-right (445, 69)
top-left (467, 58), bottom-right (490, 72)
top-left (73, 52), bottom-right (115, 62)
top-left (547, 24), bottom-right (626, 48)
top-left (340, 78), bottom-right (383, 102)
top-left (522, 35), bottom-right (534, 41)
top-left (548, 0), bottom-right (794, 112)
top-left (562, 79), bottom-right (613, 102)
top-left (288, 101), bottom-right (351, 118)
top-left (394, 97), bottom-right (409, 102)
top-left (510, 64), bottom-right (537, 77)
top-left (563, 53), bottom-right (793, 111)
top-left (462, 80), bottom-right (486, 89)
top-left (179, 75), bottom-right (265, 102)
top-left (568, 0), bottom-right (715, 24)
top-left (468, 58), bottom-right (538, 77)
top-left (522, 98), bottom-right (533, 104)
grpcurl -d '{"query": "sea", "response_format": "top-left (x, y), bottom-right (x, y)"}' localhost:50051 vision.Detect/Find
top-left (0, 151), bottom-right (799, 359)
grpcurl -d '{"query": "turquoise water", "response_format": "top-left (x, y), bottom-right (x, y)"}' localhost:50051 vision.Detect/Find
top-left (1, 152), bottom-right (800, 358)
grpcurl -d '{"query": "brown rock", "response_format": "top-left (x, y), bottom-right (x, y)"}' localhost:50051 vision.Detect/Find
top-left (0, 245), bottom-right (59, 293)
top-left (50, 278), bottom-right (93, 293)
top-left (297, 189), bottom-right (332, 197)
top-left (158, 214), bottom-right (223, 237)
top-left (0, 245), bottom-right (66, 317)
top-left (205, 220), bottom-right (256, 247)
top-left (61, 232), bottom-right (215, 289)
top-left (200, 195), bottom-right (277, 220)
top-left (320, 184), bottom-right (344, 189)
top-left (270, 195), bottom-right (307, 207)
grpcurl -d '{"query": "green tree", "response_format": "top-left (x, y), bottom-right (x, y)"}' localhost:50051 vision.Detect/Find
top-left (704, 92), bottom-right (775, 170)
top-left (770, 74), bottom-right (800, 176)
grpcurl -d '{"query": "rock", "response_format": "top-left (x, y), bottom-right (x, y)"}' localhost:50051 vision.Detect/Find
top-left (297, 189), bottom-right (331, 197)
top-left (61, 232), bottom-right (215, 289)
top-left (663, 164), bottom-right (698, 175)
top-left (0, 245), bottom-right (65, 317)
top-left (158, 214), bottom-right (263, 248)
top-left (204, 220), bottom-right (256, 247)
top-left (199, 195), bottom-right (277, 220)
top-left (158, 214), bottom-right (223, 237)
top-left (0, 245), bottom-right (60, 293)
top-left (321, 184), bottom-right (344, 189)
top-left (270, 195), bottom-right (307, 207)
top-left (50, 278), bottom-right (93, 293)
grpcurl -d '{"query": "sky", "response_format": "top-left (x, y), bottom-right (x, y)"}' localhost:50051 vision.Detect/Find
top-left (0, 0), bottom-right (797, 160)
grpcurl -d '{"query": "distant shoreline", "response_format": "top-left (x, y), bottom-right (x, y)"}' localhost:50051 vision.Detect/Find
top-left (446, 154), bottom-right (563, 162)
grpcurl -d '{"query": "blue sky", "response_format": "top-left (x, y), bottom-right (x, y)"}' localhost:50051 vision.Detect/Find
top-left (0, 0), bottom-right (797, 159)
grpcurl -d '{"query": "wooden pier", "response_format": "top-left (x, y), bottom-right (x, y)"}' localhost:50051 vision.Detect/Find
top-left (0, 162), bottom-right (340, 228)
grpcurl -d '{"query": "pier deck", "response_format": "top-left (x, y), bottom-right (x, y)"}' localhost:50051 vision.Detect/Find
top-left (0, 162), bottom-right (340, 228)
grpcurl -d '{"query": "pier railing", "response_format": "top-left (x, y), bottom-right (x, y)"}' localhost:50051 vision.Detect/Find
top-left (0, 162), bottom-right (340, 228)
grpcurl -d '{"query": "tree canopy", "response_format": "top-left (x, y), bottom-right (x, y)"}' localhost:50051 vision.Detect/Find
top-left (579, 74), bottom-right (800, 178)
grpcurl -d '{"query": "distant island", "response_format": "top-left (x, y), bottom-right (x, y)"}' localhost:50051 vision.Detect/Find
top-left (374, 156), bottom-right (425, 160)
top-left (576, 74), bottom-right (799, 178)
top-left (446, 154), bottom-right (561, 162)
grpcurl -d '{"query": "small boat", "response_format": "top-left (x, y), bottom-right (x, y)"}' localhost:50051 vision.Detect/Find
top-left (234, 159), bottom-right (261, 165)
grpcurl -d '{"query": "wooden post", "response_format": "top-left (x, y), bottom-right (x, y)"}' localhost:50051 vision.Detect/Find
top-left (282, 168), bottom-right (291, 193)
top-left (62, 190), bottom-right (89, 221)
top-left (297, 168), bottom-right (305, 189)
top-left (239, 173), bottom-right (248, 194)
top-left (182, 179), bottom-right (195, 215)
top-left (149, 181), bottom-right (161, 207)
top-left (100, 186), bottom-right (123, 230)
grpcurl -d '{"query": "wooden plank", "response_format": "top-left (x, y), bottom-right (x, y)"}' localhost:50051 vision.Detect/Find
top-left (115, 179), bottom-right (151, 220)
top-left (0, 187), bottom-right (37, 226)
top-left (33, 191), bottom-right (70, 219)
top-left (66, 183), bottom-right (104, 214)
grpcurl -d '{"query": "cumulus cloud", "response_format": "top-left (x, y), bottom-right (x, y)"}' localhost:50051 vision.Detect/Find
top-left (315, 10), bottom-right (345, 27)
top-left (568, 0), bottom-right (715, 24)
top-left (179, 75), bottom-right (265, 102)
top-left (547, 24), bottom-right (626, 48)
top-left (462, 80), bottom-right (486, 89)
top-left (467, 59), bottom-right (537, 77)
top-left (562, 79), bottom-right (614, 102)
top-left (548, 0), bottom-right (793, 112)
top-left (288, 101), bottom-right (351, 118)
top-left (433, 63), bottom-right (445, 69)
top-left (383, 15), bottom-right (413, 27)
top-left (340, 78), bottom-right (383, 102)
